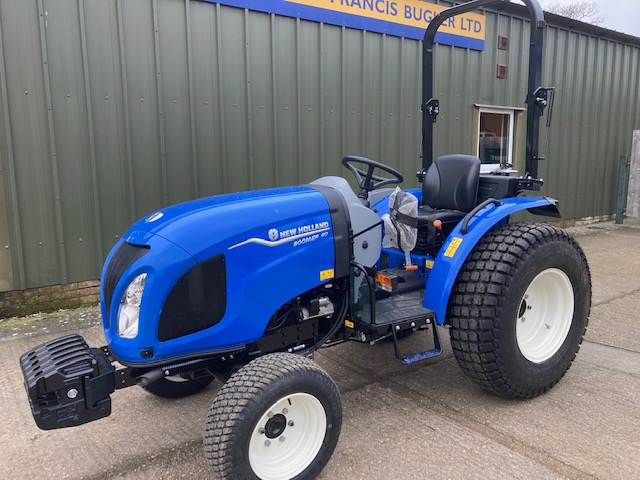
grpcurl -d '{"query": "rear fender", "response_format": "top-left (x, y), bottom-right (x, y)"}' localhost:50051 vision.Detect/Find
top-left (424, 197), bottom-right (560, 324)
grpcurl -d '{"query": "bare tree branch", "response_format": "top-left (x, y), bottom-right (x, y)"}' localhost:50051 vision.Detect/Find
top-left (545, 1), bottom-right (606, 25)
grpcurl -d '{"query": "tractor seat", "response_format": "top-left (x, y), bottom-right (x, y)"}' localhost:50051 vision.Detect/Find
top-left (413, 155), bottom-right (481, 256)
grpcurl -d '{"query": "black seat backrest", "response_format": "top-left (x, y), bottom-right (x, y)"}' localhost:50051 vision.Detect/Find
top-left (422, 154), bottom-right (481, 212)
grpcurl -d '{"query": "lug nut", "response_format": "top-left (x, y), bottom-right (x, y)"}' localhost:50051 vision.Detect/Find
top-left (258, 428), bottom-right (265, 434)
top-left (282, 408), bottom-right (288, 415)
top-left (279, 436), bottom-right (286, 443)
top-left (267, 411), bottom-right (274, 418)
top-left (264, 440), bottom-right (271, 447)
top-left (288, 420), bottom-right (295, 427)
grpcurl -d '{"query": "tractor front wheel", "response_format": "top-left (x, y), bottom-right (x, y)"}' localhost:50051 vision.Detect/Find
top-left (204, 352), bottom-right (342, 480)
top-left (448, 223), bottom-right (591, 399)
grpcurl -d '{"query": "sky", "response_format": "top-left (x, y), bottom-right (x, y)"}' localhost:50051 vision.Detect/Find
top-left (536, 0), bottom-right (640, 37)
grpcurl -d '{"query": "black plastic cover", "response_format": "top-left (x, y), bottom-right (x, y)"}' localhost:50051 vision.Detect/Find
top-left (477, 175), bottom-right (520, 203)
top-left (309, 184), bottom-right (352, 279)
top-left (158, 254), bottom-right (227, 342)
top-left (413, 208), bottom-right (465, 256)
top-left (19, 334), bottom-right (115, 430)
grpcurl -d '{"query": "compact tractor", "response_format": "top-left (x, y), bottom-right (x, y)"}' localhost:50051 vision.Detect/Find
top-left (19, 1), bottom-right (591, 479)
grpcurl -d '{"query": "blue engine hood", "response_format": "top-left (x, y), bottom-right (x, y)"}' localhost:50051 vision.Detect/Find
top-left (124, 186), bottom-right (322, 261)
top-left (104, 184), bottom-right (339, 363)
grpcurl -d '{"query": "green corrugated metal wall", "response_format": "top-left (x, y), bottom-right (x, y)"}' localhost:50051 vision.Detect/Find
top-left (0, 0), bottom-right (639, 291)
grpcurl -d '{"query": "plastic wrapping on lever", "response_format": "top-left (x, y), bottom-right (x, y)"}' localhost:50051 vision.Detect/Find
top-left (382, 187), bottom-right (418, 266)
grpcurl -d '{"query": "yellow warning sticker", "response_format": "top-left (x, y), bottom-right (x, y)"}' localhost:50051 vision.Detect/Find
top-left (424, 260), bottom-right (434, 269)
top-left (320, 268), bottom-right (335, 281)
top-left (444, 237), bottom-right (463, 258)
top-left (345, 320), bottom-right (355, 329)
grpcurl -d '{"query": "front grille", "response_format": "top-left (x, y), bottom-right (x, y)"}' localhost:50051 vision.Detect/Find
top-left (158, 254), bottom-right (227, 342)
top-left (103, 242), bottom-right (149, 318)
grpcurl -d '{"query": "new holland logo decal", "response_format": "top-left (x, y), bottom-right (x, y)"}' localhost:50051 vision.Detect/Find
top-left (229, 222), bottom-right (330, 250)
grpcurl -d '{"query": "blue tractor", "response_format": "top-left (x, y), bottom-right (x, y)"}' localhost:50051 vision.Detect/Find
top-left (19, 1), bottom-right (591, 479)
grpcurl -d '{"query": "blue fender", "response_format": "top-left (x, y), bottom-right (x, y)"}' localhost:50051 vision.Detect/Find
top-left (424, 196), bottom-right (560, 324)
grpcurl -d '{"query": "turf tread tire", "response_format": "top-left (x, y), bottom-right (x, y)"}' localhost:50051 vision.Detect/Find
top-left (203, 352), bottom-right (342, 480)
top-left (448, 222), bottom-right (591, 399)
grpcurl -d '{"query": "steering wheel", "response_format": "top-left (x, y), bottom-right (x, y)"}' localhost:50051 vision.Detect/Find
top-left (341, 156), bottom-right (403, 199)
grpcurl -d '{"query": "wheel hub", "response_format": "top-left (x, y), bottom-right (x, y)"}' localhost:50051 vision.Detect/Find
top-left (264, 414), bottom-right (287, 439)
top-left (249, 393), bottom-right (327, 479)
top-left (518, 298), bottom-right (527, 318)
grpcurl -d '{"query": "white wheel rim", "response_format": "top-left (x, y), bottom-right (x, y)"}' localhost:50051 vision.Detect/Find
top-left (516, 268), bottom-right (574, 363)
top-left (165, 375), bottom-right (189, 383)
top-left (248, 393), bottom-right (327, 480)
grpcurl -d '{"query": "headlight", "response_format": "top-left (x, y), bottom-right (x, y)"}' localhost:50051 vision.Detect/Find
top-left (117, 273), bottom-right (147, 339)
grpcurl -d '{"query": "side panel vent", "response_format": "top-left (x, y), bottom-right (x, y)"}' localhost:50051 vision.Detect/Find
top-left (158, 254), bottom-right (227, 342)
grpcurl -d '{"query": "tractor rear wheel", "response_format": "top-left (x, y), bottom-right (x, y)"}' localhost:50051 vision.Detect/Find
top-left (142, 375), bottom-right (215, 399)
top-left (204, 352), bottom-right (342, 480)
top-left (448, 223), bottom-right (591, 399)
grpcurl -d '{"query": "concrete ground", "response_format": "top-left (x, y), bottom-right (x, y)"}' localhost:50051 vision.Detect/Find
top-left (1, 220), bottom-right (639, 480)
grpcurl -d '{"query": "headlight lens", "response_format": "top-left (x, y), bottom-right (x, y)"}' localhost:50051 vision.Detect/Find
top-left (117, 273), bottom-right (147, 339)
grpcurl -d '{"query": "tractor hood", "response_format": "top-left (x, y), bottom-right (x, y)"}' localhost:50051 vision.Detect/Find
top-left (101, 184), bottom-right (345, 363)
top-left (122, 186), bottom-right (330, 262)
top-left (100, 178), bottom-right (385, 364)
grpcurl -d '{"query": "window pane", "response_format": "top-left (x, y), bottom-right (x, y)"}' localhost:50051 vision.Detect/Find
top-left (479, 112), bottom-right (510, 164)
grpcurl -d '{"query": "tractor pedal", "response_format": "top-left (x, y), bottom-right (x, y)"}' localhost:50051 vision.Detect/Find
top-left (390, 318), bottom-right (442, 365)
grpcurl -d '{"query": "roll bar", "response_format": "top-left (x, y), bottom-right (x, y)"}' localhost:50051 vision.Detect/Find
top-left (421, 0), bottom-right (548, 183)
